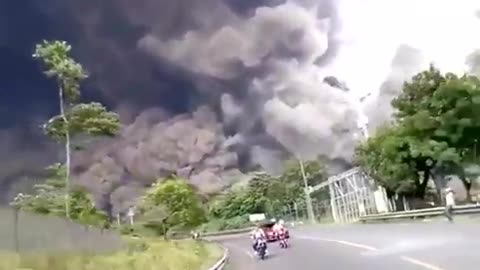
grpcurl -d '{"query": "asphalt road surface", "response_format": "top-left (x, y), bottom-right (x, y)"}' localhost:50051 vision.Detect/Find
top-left (217, 221), bottom-right (480, 270)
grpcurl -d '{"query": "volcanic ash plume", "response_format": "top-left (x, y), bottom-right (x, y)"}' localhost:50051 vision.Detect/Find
top-left (466, 50), bottom-right (480, 77)
top-left (139, 0), bottom-right (362, 162)
top-left (365, 45), bottom-right (426, 131)
top-left (73, 106), bottom-right (243, 212)
top-left (11, 0), bottom-right (363, 206)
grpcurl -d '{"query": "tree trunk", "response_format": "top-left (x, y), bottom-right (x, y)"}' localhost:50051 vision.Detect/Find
top-left (415, 170), bottom-right (430, 199)
top-left (455, 165), bottom-right (472, 203)
top-left (163, 226), bottom-right (169, 240)
top-left (460, 177), bottom-right (472, 203)
top-left (430, 171), bottom-right (446, 205)
top-left (59, 86), bottom-right (71, 218)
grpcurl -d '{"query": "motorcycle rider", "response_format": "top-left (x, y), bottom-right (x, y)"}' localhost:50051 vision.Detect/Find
top-left (272, 219), bottom-right (286, 244)
top-left (251, 225), bottom-right (266, 254)
top-left (272, 219), bottom-right (285, 233)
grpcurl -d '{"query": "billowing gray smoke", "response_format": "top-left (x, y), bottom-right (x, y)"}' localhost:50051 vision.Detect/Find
top-left (73, 106), bottom-right (247, 214)
top-left (138, 0), bottom-right (361, 162)
top-left (2, 0), bottom-right (365, 208)
top-left (0, 125), bottom-right (58, 202)
top-left (466, 50), bottom-right (480, 77)
top-left (63, 0), bottom-right (363, 210)
top-left (65, 0), bottom-right (358, 197)
top-left (364, 45), bottom-right (425, 131)
top-left (75, 106), bottom-right (242, 190)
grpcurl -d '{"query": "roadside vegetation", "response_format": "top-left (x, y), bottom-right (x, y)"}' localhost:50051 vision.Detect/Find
top-left (0, 238), bottom-right (223, 270)
top-left (199, 160), bottom-right (328, 232)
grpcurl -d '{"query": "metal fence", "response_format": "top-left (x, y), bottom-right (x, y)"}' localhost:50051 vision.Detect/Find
top-left (280, 199), bottom-right (334, 224)
top-left (0, 207), bottom-right (122, 253)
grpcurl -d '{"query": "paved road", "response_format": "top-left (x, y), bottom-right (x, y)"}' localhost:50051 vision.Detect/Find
top-left (217, 221), bottom-right (480, 270)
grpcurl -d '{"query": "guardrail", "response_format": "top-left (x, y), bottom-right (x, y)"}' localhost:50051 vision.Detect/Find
top-left (166, 231), bottom-right (234, 269)
top-left (167, 227), bottom-right (253, 240)
top-left (359, 204), bottom-right (480, 222)
top-left (201, 227), bottom-right (254, 238)
top-left (206, 242), bottom-right (228, 270)
top-left (202, 226), bottom-right (260, 269)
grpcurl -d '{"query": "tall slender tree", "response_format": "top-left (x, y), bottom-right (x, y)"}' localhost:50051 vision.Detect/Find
top-left (33, 40), bottom-right (120, 218)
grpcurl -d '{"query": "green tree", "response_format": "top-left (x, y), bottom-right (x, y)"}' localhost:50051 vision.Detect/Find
top-left (11, 164), bottom-right (108, 227)
top-left (394, 66), bottom-right (480, 197)
top-left (281, 159), bottom-right (327, 222)
top-left (391, 64), bottom-right (446, 120)
top-left (209, 161), bottom-right (326, 221)
top-left (33, 40), bottom-right (120, 217)
top-left (356, 65), bottom-right (480, 199)
top-left (209, 187), bottom-right (258, 220)
top-left (137, 176), bottom-right (206, 237)
top-left (355, 124), bottom-right (458, 198)
top-left (281, 160), bottom-right (327, 189)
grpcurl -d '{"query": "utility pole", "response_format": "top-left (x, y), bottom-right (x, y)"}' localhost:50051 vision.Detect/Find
top-left (298, 159), bottom-right (316, 224)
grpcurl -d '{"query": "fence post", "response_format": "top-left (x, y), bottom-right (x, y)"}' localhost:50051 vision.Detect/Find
top-left (127, 207), bottom-right (135, 226)
top-left (13, 207), bottom-right (19, 252)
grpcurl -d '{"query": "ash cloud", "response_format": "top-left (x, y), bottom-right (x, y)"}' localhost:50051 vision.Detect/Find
top-left (72, 106), bottom-right (244, 214)
top-left (0, 126), bottom-right (58, 203)
top-left (138, 0), bottom-right (361, 163)
top-left (64, 0), bottom-right (360, 205)
top-left (2, 0), bottom-right (359, 207)
top-left (466, 50), bottom-right (480, 77)
top-left (365, 45), bottom-right (425, 131)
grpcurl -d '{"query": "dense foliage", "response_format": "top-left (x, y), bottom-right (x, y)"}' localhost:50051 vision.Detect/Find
top-left (204, 160), bottom-right (327, 230)
top-left (355, 65), bottom-right (480, 200)
top-left (11, 164), bottom-right (109, 227)
top-left (0, 238), bottom-right (222, 270)
top-left (136, 176), bottom-right (207, 237)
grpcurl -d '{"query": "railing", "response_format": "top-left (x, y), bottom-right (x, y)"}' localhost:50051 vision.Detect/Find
top-left (201, 227), bottom-right (254, 238)
top-left (206, 242), bottom-right (228, 270)
top-left (359, 204), bottom-right (480, 222)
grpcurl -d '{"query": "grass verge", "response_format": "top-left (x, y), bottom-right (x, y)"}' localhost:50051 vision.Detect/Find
top-left (0, 238), bottom-right (224, 270)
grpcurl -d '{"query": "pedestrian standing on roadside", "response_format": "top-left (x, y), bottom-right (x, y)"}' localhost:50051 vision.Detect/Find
top-left (444, 187), bottom-right (456, 222)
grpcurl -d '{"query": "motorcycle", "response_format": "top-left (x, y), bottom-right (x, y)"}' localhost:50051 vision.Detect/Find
top-left (278, 232), bottom-right (288, 249)
top-left (255, 238), bottom-right (268, 260)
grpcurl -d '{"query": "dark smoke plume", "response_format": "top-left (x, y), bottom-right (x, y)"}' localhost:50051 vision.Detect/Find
top-left (73, 106), bottom-right (246, 214)
top-left (2, 0), bottom-right (362, 209)
top-left (66, 0), bottom-right (363, 207)
top-left (137, 0), bottom-right (361, 162)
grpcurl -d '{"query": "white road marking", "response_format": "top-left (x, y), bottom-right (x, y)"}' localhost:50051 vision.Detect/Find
top-left (401, 256), bottom-right (444, 270)
top-left (318, 238), bottom-right (378, 251)
top-left (296, 235), bottom-right (446, 270)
